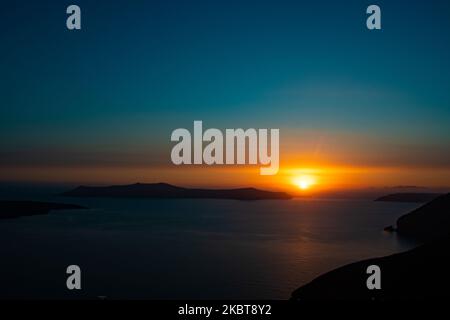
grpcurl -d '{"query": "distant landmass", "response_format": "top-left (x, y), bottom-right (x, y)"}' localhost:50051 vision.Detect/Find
top-left (375, 192), bottom-right (442, 203)
top-left (61, 183), bottom-right (292, 201)
top-left (291, 193), bottom-right (450, 300)
top-left (0, 201), bottom-right (87, 220)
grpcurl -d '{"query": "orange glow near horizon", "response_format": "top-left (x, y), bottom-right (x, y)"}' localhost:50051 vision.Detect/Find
top-left (0, 164), bottom-right (449, 193)
top-left (1, 126), bottom-right (449, 193)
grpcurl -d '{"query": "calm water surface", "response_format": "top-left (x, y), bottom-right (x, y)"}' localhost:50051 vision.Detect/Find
top-left (0, 190), bottom-right (420, 299)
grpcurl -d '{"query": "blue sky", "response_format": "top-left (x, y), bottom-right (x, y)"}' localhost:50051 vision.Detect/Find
top-left (1, 0), bottom-right (449, 179)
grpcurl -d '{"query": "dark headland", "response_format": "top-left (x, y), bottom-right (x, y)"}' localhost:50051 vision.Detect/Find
top-left (0, 201), bottom-right (87, 220)
top-left (375, 192), bottom-right (442, 203)
top-left (291, 193), bottom-right (450, 300)
top-left (61, 182), bottom-right (292, 201)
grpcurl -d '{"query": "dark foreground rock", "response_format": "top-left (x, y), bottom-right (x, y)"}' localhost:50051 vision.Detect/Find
top-left (62, 182), bottom-right (292, 200)
top-left (0, 201), bottom-right (87, 219)
top-left (375, 193), bottom-right (442, 203)
top-left (291, 193), bottom-right (450, 300)
top-left (291, 237), bottom-right (450, 300)
top-left (396, 193), bottom-right (450, 241)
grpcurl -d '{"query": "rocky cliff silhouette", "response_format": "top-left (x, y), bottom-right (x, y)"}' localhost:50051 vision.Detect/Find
top-left (396, 193), bottom-right (450, 241)
top-left (291, 193), bottom-right (450, 300)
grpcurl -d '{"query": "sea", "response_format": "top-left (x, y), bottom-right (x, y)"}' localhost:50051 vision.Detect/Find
top-left (0, 184), bottom-right (420, 299)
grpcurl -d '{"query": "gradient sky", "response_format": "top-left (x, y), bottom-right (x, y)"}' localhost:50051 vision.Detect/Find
top-left (1, 0), bottom-right (449, 191)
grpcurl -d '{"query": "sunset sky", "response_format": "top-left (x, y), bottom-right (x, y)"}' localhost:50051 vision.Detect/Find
top-left (1, 0), bottom-right (450, 193)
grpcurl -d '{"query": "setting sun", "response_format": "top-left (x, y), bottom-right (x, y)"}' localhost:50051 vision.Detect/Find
top-left (293, 175), bottom-right (316, 190)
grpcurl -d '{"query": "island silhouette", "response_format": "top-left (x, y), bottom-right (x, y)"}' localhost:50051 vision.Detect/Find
top-left (61, 182), bottom-right (292, 201)
top-left (374, 192), bottom-right (442, 203)
top-left (0, 201), bottom-right (87, 220)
